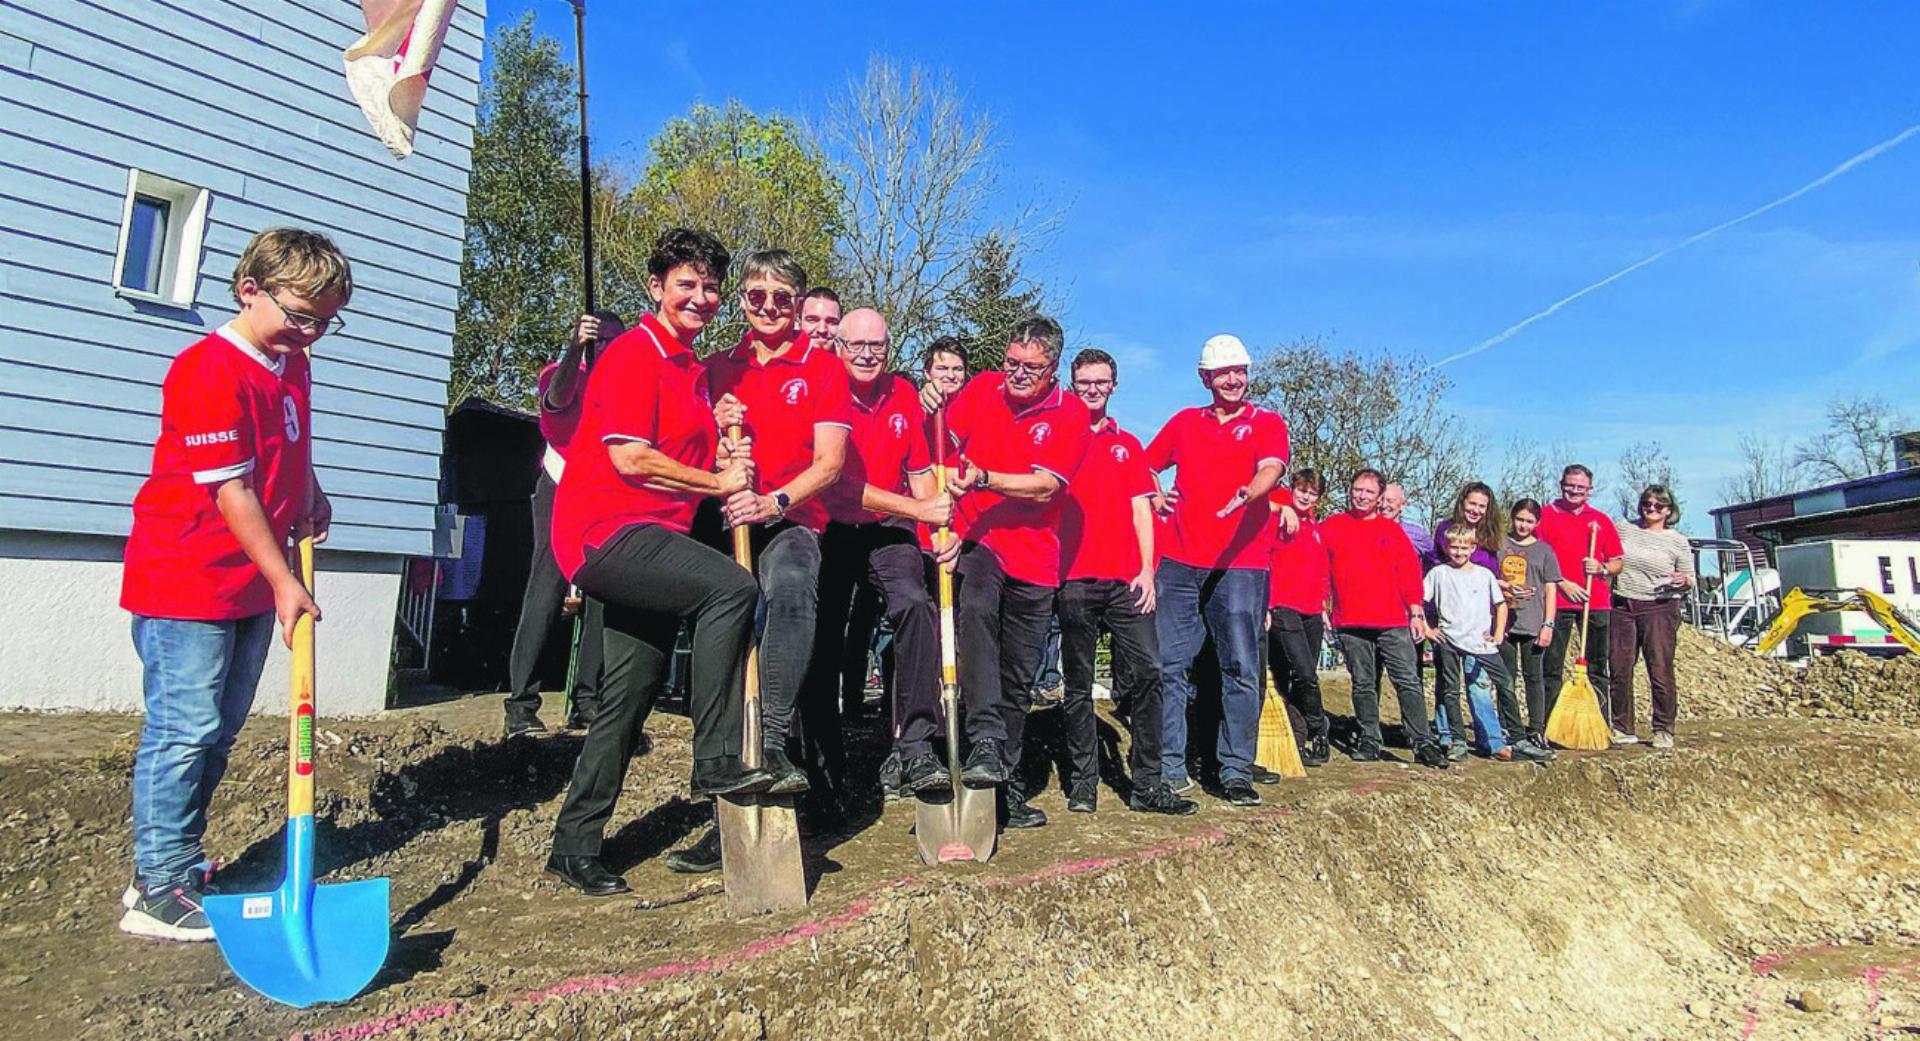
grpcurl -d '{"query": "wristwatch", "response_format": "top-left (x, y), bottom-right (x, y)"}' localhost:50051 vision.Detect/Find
top-left (978, 470), bottom-right (992, 493)
top-left (771, 491), bottom-right (791, 517)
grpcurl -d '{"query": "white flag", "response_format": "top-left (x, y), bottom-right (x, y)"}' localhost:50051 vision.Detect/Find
top-left (343, 0), bottom-right (459, 159)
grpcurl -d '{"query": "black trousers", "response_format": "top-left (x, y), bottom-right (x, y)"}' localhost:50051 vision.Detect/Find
top-left (1058, 578), bottom-right (1164, 789)
top-left (1543, 606), bottom-right (1612, 717)
top-left (1497, 630), bottom-right (1548, 737)
top-left (952, 543), bottom-right (1055, 769)
top-left (552, 524), bottom-right (757, 856)
top-left (1266, 606), bottom-right (1328, 743)
top-left (840, 582), bottom-right (884, 716)
top-left (694, 507), bottom-right (821, 748)
top-left (506, 471), bottom-right (608, 712)
top-left (806, 520), bottom-right (941, 775)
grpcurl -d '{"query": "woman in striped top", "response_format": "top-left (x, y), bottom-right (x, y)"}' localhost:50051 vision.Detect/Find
top-left (1608, 483), bottom-right (1695, 749)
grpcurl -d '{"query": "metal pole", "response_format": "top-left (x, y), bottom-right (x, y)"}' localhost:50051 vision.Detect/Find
top-left (571, 0), bottom-right (595, 314)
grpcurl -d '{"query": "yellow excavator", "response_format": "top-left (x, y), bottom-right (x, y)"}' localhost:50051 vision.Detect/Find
top-left (1753, 587), bottom-right (1920, 657)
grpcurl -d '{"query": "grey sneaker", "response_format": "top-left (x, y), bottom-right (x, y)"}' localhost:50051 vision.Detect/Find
top-left (1610, 729), bottom-right (1640, 746)
top-left (1446, 741), bottom-right (1470, 762)
top-left (118, 881), bottom-right (213, 942)
top-left (122, 861), bottom-right (216, 910)
top-left (1651, 730), bottom-right (1675, 750)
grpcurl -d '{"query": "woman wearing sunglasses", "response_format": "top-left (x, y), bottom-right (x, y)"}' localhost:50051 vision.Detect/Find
top-left (1608, 483), bottom-right (1694, 749)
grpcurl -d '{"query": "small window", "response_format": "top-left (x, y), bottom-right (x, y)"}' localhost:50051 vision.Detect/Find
top-left (112, 169), bottom-right (210, 308)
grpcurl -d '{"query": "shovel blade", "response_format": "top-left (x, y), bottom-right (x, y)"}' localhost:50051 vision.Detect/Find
top-left (205, 878), bottom-right (390, 1008)
top-left (913, 784), bottom-right (998, 865)
top-left (716, 794), bottom-right (807, 917)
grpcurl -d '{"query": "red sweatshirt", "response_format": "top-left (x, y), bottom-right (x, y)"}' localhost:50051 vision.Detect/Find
top-left (1268, 513), bottom-right (1331, 613)
top-left (1319, 510), bottom-right (1425, 629)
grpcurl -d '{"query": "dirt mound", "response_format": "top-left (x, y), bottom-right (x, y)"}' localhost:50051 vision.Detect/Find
top-left (1676, 626), bottom-right (1920, 725)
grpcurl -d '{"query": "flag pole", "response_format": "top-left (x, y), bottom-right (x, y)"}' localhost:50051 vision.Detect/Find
top-left (570, 0), bottom-right (595, 314)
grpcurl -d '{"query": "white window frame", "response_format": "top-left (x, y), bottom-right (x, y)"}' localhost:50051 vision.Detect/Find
top-left (111, 168), bottom-right (210, 309)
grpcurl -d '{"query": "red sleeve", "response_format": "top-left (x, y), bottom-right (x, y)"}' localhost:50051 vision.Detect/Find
top-left (593, 343), bottom-right (660, 445)
top-left (1120, 436), bottom-right (1154, 498)
top-left (1256, 410), bottom-right (1291, 473)
top-left (171, 349), bottom-right (253, 483)
top-left (944, 376), bottom-right (980, 452)
top-left (812, 355), bottom-right (854, 428)
top-left (1142, 411), bottom-right (1179, 473)
top-left (1268, 485), bottom-right (1296, 510)
top-left (1034, 415), bottom-right (1090, 484)
top-left (903, 396), bottom-right (932, 473)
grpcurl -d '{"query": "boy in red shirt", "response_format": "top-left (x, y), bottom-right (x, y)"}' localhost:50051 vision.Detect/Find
top-left (1056, 349), bottom-right (1197, 816)
top-left (118, 228), bottom-right (348, 940)
top-left (923, 317), bottom-right (1090, 831)
top-left (1319, 468), bottom-right (1448, 768)
top-left (1143, 334), bottom-right (1288, 807)
top-left (1266, 468), bottom-right (1332, 767)
top-left (1535, 464), bottom-right (1626, 723)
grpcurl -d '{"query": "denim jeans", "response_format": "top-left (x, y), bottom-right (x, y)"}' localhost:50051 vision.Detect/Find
top-left (1155, 559), bottom-right (1265, 787)
top-left (1433, 643), bottom-right (1510, 754)
top-left (1338, 626), bottom-right (1433, 751)
top-left (131, 612), bottom-right (275, 890)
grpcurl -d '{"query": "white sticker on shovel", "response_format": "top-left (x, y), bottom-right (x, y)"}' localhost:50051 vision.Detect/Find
top-left (243, 897), bottom-right (274, 919)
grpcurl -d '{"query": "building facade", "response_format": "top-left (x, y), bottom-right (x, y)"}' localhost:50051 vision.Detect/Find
top-left (0, 0), bottom-right (485, 714)
top-left (1712, 468), bottom-right (1920, 567)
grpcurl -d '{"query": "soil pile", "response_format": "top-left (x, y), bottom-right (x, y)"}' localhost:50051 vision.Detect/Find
top-left (1676, 626), bottom-right (1920, 725)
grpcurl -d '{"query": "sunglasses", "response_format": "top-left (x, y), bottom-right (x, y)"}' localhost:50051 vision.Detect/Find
top-left (1639, 500), bottom-right (1670, 512)
top-left (742, 288), bottom-right (795, 311)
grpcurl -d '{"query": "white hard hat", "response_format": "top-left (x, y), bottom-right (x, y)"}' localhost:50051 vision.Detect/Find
top-left (1198, 334), bottom-right (1252, 371)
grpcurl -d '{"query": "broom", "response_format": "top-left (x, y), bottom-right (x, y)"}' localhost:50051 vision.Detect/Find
top-left (1256, 676), bottom-right (1307, 778)
top-left (1544, 524), bottom-right (1612, 751)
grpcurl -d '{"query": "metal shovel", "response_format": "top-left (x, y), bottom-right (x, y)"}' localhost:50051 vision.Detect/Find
top-left (716, 428), bottom-right (809, 915)
top-left (204, 537), bottom-right (390, 1007)
top-left (915, 412), bottom-right (997, 864)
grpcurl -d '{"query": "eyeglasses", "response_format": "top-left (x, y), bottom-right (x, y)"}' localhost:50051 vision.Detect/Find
top-left (835, 338), bottom-right (890, 358)
top-left (742, 288), bottom-right (795, 311)
top-left (262, 289), bottom-right (343, 337)
top-left (1002, 360), bottom-right (1053, 378)
top-left (1639, 500), bottom-right (1669, 512)
top-left (1072, 378), bottom-right (1115, 391)
top-left (1561, 482), bottom-right (1592, 494)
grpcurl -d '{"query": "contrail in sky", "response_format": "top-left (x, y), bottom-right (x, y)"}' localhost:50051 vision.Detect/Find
top-left (1432, 122), bottom-right (1920, 369)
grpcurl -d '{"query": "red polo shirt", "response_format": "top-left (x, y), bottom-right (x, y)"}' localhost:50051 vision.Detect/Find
top-left (948, 372), bottom-right (1091, 588)
top-left (1269, 513), bottom-right (1331, 614)
top-left (704, 334), bottom-right (853, 533)
top-left (1536, 500), bottom-right (1626, 611)
top-left (826, 373), bottom-right (931, 526)
top-left (1142, 404), bottom-right (1290, 571)
top-left (1320, 510), bottom-right (1425, 629)
top-left (1060, 418), bottom-right (1155, 583)
top-left (550, 315), bottom-right (715, 580)
top-left (122, 325), bottom-right (312, 620)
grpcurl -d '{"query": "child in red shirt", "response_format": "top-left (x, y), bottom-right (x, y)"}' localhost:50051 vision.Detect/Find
top-left (1266, 468), bottom-right (1331, 766)
top-left (118, 228), bottom-right (350, 941)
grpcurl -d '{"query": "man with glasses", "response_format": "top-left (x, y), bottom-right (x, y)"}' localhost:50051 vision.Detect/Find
top-left (1056, 349), bottom-right (1197, 816)
top-left (1144, 335), bottom-right (1289, 807)
top-left (921, 317), bottom-right (1089, 831)
top-left (1536, 464), bottom-right (1626, 727)
top-left (803, 309), bottom-right (954, 812)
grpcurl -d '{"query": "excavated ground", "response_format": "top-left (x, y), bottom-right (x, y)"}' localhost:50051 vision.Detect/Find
top-left (3, 655), bottom-right (1919, 1041)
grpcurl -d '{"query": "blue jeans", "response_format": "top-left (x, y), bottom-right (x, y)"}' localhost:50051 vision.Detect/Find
top-left (1434, 642), bottom-right (1509, 754)
top-left (1155, 560), bottom-right (1265, 786)
top-left (130, 613), bottom-right (274, 890)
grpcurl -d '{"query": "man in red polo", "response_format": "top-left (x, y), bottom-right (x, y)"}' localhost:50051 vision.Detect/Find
top-left (1142, 334), bottom-right (1288, 808)
top-left (922, 316), bottom-right (1089, 831)
top-left (1056, 348), bottom-right (1197, 816)
top-left (1536, 463), bottom-right (1626, 725)
top-left (803, 308), bottom-right (953, 810)
top-left (703, 250), bottom-right (851, 796)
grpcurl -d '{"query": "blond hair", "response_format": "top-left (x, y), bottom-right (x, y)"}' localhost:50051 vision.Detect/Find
top-left (231, 227), bottom-right (353, 305)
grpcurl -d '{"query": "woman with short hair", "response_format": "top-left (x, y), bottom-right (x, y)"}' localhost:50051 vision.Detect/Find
top-left (1608, 483), bottom-right (1694, 749)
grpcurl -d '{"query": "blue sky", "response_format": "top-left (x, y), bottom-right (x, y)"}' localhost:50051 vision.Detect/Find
top-left (491, 0), bottom-right (1919, 529)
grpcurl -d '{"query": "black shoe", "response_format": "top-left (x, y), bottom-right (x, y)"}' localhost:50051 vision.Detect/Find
top-left (1414, 741), bottom-right (1452, 770)
top-left (1067, 785), bottom-right (1097, 813)
top-left (690, 758), bottom-right (776, 798)
top-left (118, 879), bottom-right (213, 941)
top-left (665, 826), bottom-right (723, 874)
top-left (1004, 789), bottom-right (1048, 829)
top-left (762, 746), bottom-right (811, 795)
top-left (1303, 735), bottom-right (1330, 767)
top-left (1249, 765), bottom-right (1282, 785)
top-left (544, 854), bottom-right (630, 896)
top-left (878, 748), bottom-right (905, 801)
top-left (1129, 782), bottom-right (1199, 816)
top-left (1221, 780), bottom-right (1262, 807)
top-left (1350, 740), bottom-right (1382, 762)
top-left (901, 752), bottom-right (951, 794)
top-left (505, 711), bottom-right (546, 737)
top-left (961, 738), bottom-right (1009, 788)
top-left (565, 701), bottom-right (598, 730)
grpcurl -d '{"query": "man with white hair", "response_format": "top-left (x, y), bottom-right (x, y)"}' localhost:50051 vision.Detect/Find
top-left (1143, 335), bottom-right (1288, 807)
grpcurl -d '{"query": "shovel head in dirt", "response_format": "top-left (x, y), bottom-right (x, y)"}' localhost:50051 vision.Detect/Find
top-left (717, 792), bottom-right (807, 915)
top-left (914, 682), bottom-right (997, 864)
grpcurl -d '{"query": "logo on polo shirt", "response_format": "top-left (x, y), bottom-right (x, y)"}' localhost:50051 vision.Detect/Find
top-left (1110, 444), bottom-right (1130, 463)
top-left (782, 378), bottom-right (808, 405)
top-left (1030, 422), bottom-right (1052, 444)
top-left (888, 413), bottom-right (908, 437)
top-left (1232, 424), bottom-right (1252, 441)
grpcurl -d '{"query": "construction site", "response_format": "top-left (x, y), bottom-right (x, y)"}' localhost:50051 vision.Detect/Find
top-left (2, 623), bottom-right (1917, 1041)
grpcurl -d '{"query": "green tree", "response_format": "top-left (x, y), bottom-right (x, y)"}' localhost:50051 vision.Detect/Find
top-left (450, 14), bottom-right (581, 411)
top-left (947, 232), bottom-right (1048, 374)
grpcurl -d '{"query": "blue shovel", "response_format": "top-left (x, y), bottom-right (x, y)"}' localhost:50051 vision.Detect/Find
top-left (205, 537), bottom-right (391, 1007)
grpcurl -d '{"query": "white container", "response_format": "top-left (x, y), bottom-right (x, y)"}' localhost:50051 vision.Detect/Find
top-left (1774, 539), bottom-right (1920, 638)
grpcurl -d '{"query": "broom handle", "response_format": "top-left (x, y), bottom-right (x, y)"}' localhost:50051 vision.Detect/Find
top-left (729, 424), bottom-right (763, 770)
top-left (1576, 524), bottom-right (1597, 663)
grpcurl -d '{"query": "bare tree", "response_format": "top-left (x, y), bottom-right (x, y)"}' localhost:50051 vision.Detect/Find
top-left (1493, 437), bottom-right (1557, 506)
top-left (1720, 430), bottom-right (1803, 505)
top-left (821, 57), bottom-right (1054, 356)
top-left (1793, 394), bottom-right (1908, 483)
top-left (1615, 439), bottom-right (1677, 518)
top-left (1249, 337), bottom-right (1480, 529)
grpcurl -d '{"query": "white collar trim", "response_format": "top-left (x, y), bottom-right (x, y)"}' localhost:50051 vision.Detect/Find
top-left (215, 323), bottom-right (286, 376)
